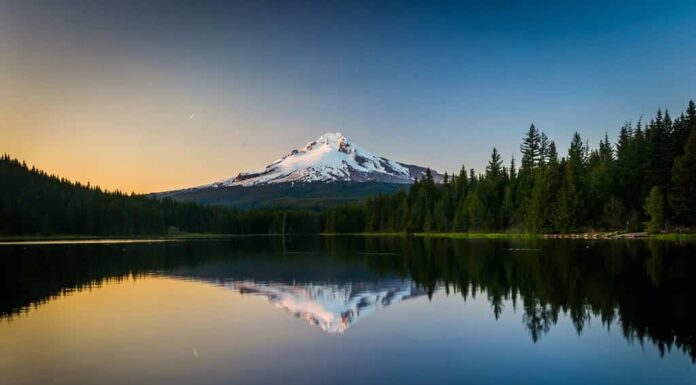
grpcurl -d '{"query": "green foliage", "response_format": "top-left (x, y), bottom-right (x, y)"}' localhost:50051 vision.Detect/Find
top-left (669, 109), bottom-right (696, 226)
top-left (601, 196), bottom-right (625, 231)
top-left (520, 123), bottom-right (541, 172)
top-left (331, 100), bottom-right (696, 234)
top-left (0, 156), bottom-right (321, 236)
top-left (644, 186), bottom-right (665, 233)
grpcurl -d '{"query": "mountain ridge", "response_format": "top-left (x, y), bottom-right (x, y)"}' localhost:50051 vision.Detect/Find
top-left (153, 132), bottom-right (442, 208)
top-left (201, 132), bottom-right (442, 187)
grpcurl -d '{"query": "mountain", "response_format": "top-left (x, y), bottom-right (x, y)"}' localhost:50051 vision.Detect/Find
top-left (155, 132), bottom-right (442, 208)
top-left (206, 132), bottom-right (440, 186)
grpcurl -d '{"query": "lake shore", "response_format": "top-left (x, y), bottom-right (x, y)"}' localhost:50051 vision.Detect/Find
top-left (2, 232), bottom-right (695, 243)
top-left (324, 232), bottom-right (696, 240)
top-left (0, 233), bottom-right (278, 244)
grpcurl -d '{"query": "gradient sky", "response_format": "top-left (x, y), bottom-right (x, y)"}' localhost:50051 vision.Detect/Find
top-left (2, 0), bottom-right (696, 193)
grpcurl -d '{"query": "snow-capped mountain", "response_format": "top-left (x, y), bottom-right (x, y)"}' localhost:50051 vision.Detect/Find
top-left (153, 132), bottom-right (442, 207)
top-left (225, 280), bottom-right (424, 333)
top-left (205, 132), bottom-right (441, 187)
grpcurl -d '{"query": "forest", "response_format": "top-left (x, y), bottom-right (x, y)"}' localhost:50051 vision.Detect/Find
top-left (0, 156), bottom-right (319, 236)
top-left (1, 100), bottom-right (694, 236)
top-left (330, 100), bottom-right (696, 234)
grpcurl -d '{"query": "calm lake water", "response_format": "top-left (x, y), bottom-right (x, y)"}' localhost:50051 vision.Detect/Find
top-left (1, 236), bottom-right (695, 385)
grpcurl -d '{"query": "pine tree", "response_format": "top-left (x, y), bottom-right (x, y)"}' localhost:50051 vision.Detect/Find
top-left (423, 168), bottom-right (436, 215)
top-left (453, 165), bottom-right (468, 205)
top-left (500, 184), bottom-right (515, 229)
top-left (568, 132), bottom-right (587, 169)
top-left (669, 123), bottom-right (696, 226)
top-left (525, 171), bottom-right (550, 233)
top-left (433, 173), bottom-right (452, 231)
top-left (509, 157), bottom-right (517, 182)
top-left (539, 133), bottom-right (550, 167)
top-left (601, 196), bottom-right (625, 231)
top-left (586, 133), bottom-right (614, 227)
top-left (553, 159), bottom-right (584, 232)
top-left (520, 124), bottom-right (541, 179)
top-left (644, 186), bottom-right (665, 233)
top-left (486, 148), bottom-right (503, 178)
top-left (452, 199), bottom-right (469, 232)
top-left (466, 190), bottom-right (489, 231)
top-left (547, 141), bottom-right (558, 165)
top-left (560, 133), bottom-right (587, 230)
top-left (646, 109), bottom-right (673, 194)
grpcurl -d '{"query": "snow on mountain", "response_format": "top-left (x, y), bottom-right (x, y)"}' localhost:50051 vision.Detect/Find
top-left (225, 280), bottom-right (424, 333)
top-left (205, 132), bottom-right (441, 187)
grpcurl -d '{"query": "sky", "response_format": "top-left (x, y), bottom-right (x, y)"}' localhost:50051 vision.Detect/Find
top-left (1, 0), bottom-right (695, 193)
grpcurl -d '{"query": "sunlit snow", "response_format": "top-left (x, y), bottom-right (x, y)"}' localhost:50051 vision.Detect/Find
top-left (204, 132), bottom-right (426, 187)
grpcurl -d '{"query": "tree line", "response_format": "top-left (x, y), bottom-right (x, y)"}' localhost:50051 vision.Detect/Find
top-left (0, 156), bottom-right (319, 236)
top-left (330, 100), bottom-right (696, 234)
top-left (2, 99), bottom-right (694, 236)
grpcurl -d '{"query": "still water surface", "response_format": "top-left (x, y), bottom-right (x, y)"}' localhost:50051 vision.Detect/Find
top-left (1, 236), bottom-right (694, 384)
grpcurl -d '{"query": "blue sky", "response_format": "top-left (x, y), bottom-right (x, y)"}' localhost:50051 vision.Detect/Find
top-left (2, 0), bottom-right (695, 191)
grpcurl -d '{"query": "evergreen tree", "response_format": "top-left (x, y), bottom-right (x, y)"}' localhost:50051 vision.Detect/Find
top-left (539, 133), bottom-right (550, 166)
top-left (486, 148), bottom-right (503, 178)
top-left (521, 124), bottom-right (541, 172)
top-left (466, 190), bottom-right (489, 231)
top-left (644, 186), bottom-right (665, 233)
top-left (500, 184), bottom-right (515, 229)
top-left (547, 141), bottom-right (559, 165)
top-left (586, 134), bottom-right (614, 227)
top-left (433, 173), bottom-right (452, 231)
top-left (453, 165), bottom-right (469, 205)
top-left (646, 109), bottom-right (673, 194)
top-left (524, 171), bottom-right (550, 233)
top-left (669, 122), bottom-right (696, 226)
top-left (602, 196), bottom-right (625, 231)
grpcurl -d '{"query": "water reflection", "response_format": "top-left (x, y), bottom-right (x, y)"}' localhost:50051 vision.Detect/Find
top-left (1, 236), bottom-right (694, 361)
top-left (226, 280), bottom-right (423, 333)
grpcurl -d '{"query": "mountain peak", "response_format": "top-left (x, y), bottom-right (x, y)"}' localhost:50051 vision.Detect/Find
top-left (316, 132), bottom-right (346, 144)
top-left (303, 132), bottom-right (349, 153)
top-left (203, 132), bottom-right (442, 187)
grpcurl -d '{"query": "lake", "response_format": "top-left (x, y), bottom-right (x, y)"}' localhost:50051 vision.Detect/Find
top-left (1, 236), bottom-right (694, 385)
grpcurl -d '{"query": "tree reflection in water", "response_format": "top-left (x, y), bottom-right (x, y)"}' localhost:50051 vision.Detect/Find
top-left (1, 236), bottom-right (694, 361)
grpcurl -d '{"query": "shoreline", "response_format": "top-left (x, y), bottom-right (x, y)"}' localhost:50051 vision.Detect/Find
top-left (1, 232), bottom-right (694, 244)
top-left (0, 233), bottom-right (283, 245)
top-left (321, 231), bottom-right (696, 240)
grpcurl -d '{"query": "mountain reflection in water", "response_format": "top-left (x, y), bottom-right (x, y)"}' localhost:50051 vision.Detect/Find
top-left (227, 280), bottom-right (423, 333)
top-left (1, 236), bottom-right (695, 361)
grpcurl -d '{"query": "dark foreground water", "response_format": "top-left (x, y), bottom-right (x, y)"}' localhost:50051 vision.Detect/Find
top-left (1, 236), bottom-right (695, 385)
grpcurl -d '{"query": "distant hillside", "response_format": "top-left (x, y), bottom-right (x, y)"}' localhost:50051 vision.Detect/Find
top-left (153, 182), bottom-right (409, 209)
top-left (0, 156), bottom-right (322, 236)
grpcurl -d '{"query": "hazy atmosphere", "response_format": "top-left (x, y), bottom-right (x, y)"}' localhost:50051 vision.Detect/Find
top-left (3, 0), bottom-right (695, 192)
